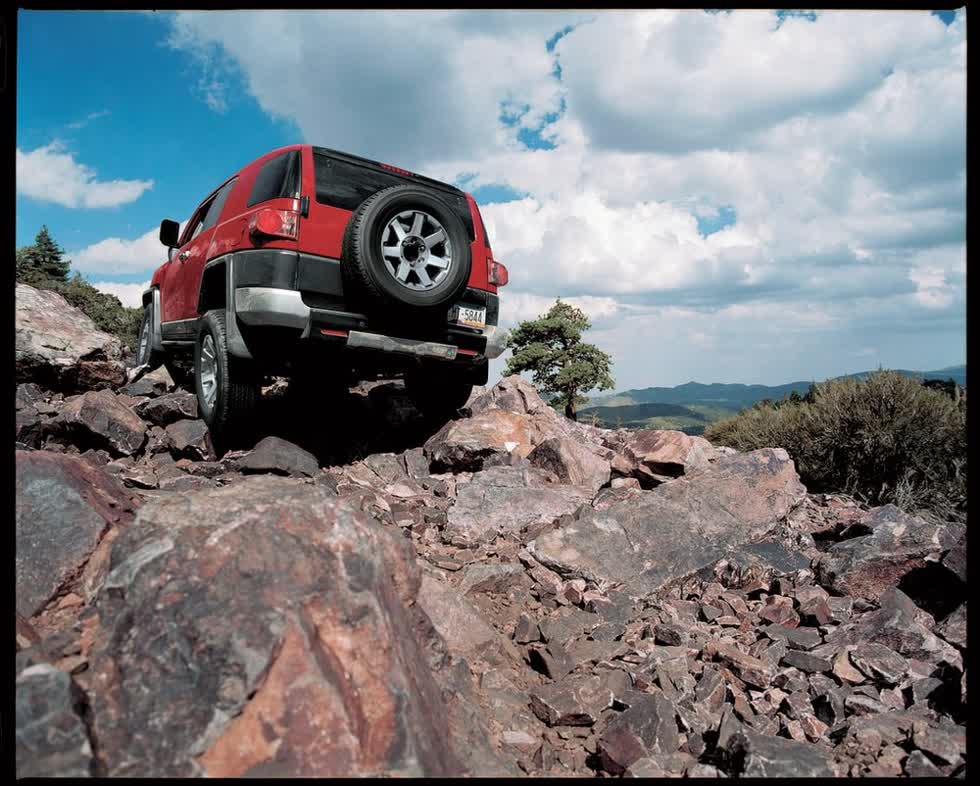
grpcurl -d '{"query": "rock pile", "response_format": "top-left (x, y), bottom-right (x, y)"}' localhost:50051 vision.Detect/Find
top-left (14, 296), bottom-right (967, 777)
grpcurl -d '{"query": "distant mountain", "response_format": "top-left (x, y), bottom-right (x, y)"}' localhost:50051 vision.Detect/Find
top-left (583, 365), bottom-right (966, 428)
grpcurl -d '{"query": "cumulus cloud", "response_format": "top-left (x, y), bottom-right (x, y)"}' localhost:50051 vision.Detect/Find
top-left (16, 142), bottom-right (154, 208)
top-left (160, 9), bottom-right (964, 386)
top-left (69, 226), bottom-right (169, 275)
top-left (91, 281), bottom-right (150, 309)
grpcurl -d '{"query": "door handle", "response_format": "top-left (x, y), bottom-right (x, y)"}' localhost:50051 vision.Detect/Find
top-left (178, 251), bottom-right (190, 261)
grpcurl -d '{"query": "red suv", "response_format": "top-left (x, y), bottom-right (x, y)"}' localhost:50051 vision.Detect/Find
top-left (137, 144), bottom-right (509, 440)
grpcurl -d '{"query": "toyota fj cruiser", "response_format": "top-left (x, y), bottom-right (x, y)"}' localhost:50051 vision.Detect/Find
top-left (138, 144), bottom-right (509, 440)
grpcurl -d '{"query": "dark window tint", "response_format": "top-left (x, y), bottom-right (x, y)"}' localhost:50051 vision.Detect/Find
top-left (247, 150), bottom-right (301, 207)
top-left (314, 152), bottom-right (474, 239)
top-left (201, 178), bottom-right (237, 231)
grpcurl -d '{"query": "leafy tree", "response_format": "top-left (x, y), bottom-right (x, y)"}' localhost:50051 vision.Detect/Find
top-left (505, 298), bottom-right (614, 421)
top-left (15, 225), bottom-right (71, 285)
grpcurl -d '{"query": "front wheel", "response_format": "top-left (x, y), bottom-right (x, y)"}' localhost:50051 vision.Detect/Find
top-left (135, 301), bottom-right (165, 369)
top-left (195, 310), bottom-right (259, 441)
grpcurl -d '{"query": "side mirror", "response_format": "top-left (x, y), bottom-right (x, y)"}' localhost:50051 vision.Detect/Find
top-left (159, 219), bottom-right (180, 248)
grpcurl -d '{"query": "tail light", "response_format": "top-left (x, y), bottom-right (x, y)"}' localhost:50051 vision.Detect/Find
top-left (249, 208), bottom-right (299, 240)
top-left (489, 259), bottom-right (509, 287)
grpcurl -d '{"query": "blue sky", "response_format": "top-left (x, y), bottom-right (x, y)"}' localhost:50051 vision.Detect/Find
top-left (16, 10), bottom-right (966, 388)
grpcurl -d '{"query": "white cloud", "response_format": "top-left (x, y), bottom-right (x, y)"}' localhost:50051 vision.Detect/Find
top-left (91, 281), bottom-right (150, 309)
top-left (16, 142), bottom-right (154, 209)
top-left (161, 9), bottom-right (965, 387)
top-left (69, 226), bottom-right (169, 275)
top-left (67, 110), bottom-right (112, 130)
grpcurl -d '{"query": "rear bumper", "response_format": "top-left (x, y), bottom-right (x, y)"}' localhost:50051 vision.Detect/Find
top-left (233, 283), bottom-right (508, 361)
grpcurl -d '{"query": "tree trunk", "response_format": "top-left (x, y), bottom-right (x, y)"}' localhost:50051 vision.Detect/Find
top-left (564, 399), bottom-right (577, 421)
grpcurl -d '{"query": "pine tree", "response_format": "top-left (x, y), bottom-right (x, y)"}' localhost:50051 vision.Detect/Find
top-left (505, 299), bottom-right (614, 421)
top-left (16, 225), bottom-right (71, 285)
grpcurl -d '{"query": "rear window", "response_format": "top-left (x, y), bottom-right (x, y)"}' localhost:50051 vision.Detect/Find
top-left (247, 150), bottom-right (301, 207)
top-left (314, 151), bottom-right (474, 239)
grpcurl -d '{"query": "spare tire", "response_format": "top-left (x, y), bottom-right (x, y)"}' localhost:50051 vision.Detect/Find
top-left (340, 184), bottom-right (472, 313)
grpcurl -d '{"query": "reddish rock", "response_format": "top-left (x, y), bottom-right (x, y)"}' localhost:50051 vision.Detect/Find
top-left (88, 477), bottom-right (461, 776)
top-left (53, 390), bottom-right (147, 457)
top-left (622, 429), bottom-right (712, 485)
top-left (527, 436), bottom-right (611, 493)
top-left (16, 450), bottom-right (136, 617)
top-left (133, 391), bottom-right (198, 426)
top-left (424, 408), bottom-right (535, 471)
top-left (164, 419), bottom-right (215, 461)
top-left (238, 435), bottom-right (319, 477)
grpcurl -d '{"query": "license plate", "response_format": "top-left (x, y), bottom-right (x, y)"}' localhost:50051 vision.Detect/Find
top-left (456, 306), bottom-right (486, 328)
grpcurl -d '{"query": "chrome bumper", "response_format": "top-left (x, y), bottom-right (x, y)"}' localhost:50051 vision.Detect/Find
top-left (233, 286), bottom-right (505, 359)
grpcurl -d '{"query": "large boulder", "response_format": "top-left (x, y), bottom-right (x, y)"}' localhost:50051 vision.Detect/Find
top-left (816, 505), bottom-right (965, 601)
top-left (423, 409), bottom-right (535, 471)
top-left (16, 283), bottom-right (125, 392)
top-left (133, 392), bottom-right (198, 426)
top-left (527, 436), bottom-right (611, 494)
top-left (238, 435), bottom-right (319, 477)
top-left (443, 465), bottom-right (593, 547)
top-left (621, 429), bottom-right (712, 485)
top-left (527, 448), bottom-right (807, 598)
top-left (53, 390), bottom-right (147, 457)
top-left (16, 450), bottom-right (137, 617)
top-left (87, 476), bottom-right (460, 777)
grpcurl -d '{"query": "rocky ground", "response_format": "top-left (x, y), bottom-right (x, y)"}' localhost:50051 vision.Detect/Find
top-left (15, 283), bottom-right (968, 777)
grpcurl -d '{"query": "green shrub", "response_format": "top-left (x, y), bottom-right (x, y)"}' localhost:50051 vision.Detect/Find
top-left (705, 371), bottom-right (967, 523)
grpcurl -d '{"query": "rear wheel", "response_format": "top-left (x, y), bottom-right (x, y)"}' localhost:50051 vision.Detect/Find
top-left (195, 310), bottom-right (259, 441)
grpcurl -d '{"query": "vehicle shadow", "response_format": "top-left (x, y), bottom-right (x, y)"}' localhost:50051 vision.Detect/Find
top-left (238, 379), bottom-right (452, 468)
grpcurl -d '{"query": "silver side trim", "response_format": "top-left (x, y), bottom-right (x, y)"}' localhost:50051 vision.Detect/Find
top-left (234, 286), bottom-right (311, 329)
top-left (482, 325), bottom-right (510, 359)
top-left (347, 330), bottom-right (458, 360)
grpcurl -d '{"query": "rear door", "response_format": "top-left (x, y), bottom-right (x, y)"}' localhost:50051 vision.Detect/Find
top-left (160, 204), bottom-right (208, 324)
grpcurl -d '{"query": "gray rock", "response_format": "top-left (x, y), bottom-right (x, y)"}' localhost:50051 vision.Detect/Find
top-left (621, 428), bottom-right (712, 485)
top-left (89, 477), bottom-right (461, 777)
top-left (849, 642), bottom-right (909, 685)
top-left (164, 419), bottom-right (215, 461)
top-left (781, 650), bottom-right (832, 674)
top-left (529, 673), bottom-right (614, 726)
top-left (444, 465), bottom-right (592, 547)
top-left (16, 450), bottom-right (135, 617)
top-left (936, 603), bottom-right (966, 649)
top-left (134, 391), bottom-right (198, 426)
top-left (53, 390), bottom-right (147, 457)
top-left (238, 435), bottom-right (319, 477)
top-left (16, 662), bottom-right (93, 777)
top-left (16, 283), bottom-right (123, 392)
top-left (527, 435), bottom-right (611, 494)
top-left (598, 691), bottom-right (679, 775)
top-left (528, 449), bottom-right (806, 597)
top-left (816, 505), bottom-right (964, 601)
top-left (726, 730), bottom-right (836, 777)
top-left (124, 365), bottom-right (175, 397)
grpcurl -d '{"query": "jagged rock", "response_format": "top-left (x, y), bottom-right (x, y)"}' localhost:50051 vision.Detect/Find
top-left (458, 563), bottom-right (529, 597)
top-left (704, 639), bottom-right (774, 689)
top-left (726, 730), bottom-right (836, 777)
top-left (528, 449), bottom-right (806, 598)
top-left (238, 435), bottom-right (319, 477)
top-left (527, 436), bottom-right (611, 493)
top-left (849, 643), bottom-right (909, 685)
top-left (824, 588), bottom-right (962, 673)
top-left (75, 360), bottom-right (127, 390)
top-left (133, 392), bottom-right (198, 426)
top-left (16, 662), bottom-right (93, 777)
top-left (597, 691), bottom-right (679, 775)
top-left (88, 477), bottom-right (461, 776)
top-left (417, 573), bottom-right (519, 667)
top-left (816, 505), bottom-right (964, 601)
top-left (16, 450), bottom-right (135, 617)
top-left (164, 419), bottom-right (215, 461)
top-left (16, 283), bottom-right (123, 392)
top-left (124, 365), bottom-right (175, 398)
top-left (529, 674), bottom-right (614, 726)
top-left (52, 390), bottom-right (147, 457)
top-left (936, 603), bottom-right (966, 649)
top-left (941, 531), bottom-right (966, 584)
top-left (424, 408), bottom-right (535, 471)
top-left (444, 465), bottom-right (592, 547)
top-left (781, 650), bottom-right (832, 674)
top-left (621, 429), bottom-right (711, 485)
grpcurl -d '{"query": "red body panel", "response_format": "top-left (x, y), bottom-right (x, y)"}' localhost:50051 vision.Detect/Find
top-left (150, 144), bottom-right (497, 322)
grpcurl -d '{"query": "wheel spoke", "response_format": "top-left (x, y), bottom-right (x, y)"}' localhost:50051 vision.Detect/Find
top-left (382, 244), bottom-right (401, 258)
top-left (424, 228), bottom-right (446, 249)
top-left (428, 255), bottom-right (449, 269)
top-left (395, 261), bottom-right (411, 281)
top-left (410, 211), bottom-right (424, 236)
top-left (390, 219), bottom-right (407, 241)
top-left (416, 266), bottom-right (432, 286)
